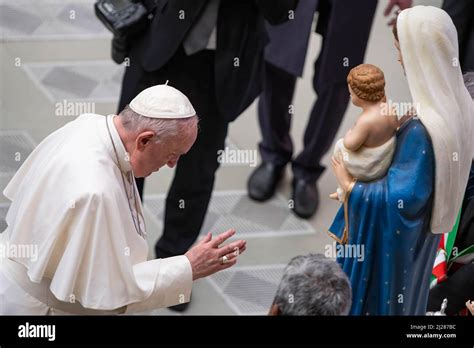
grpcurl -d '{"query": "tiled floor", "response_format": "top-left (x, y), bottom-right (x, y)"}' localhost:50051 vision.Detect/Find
top-left (0, 0), bottom-right (442, 315)
top-left (22, 60), bottom-right (123, 102)
top-left (0, 131), bottom-right (36, 226)
top-left (144, 191), bottom-right (315, 239)
top-left (207, 264), bottom-right (287, 315)
top-left (0, 130), bottom-right (36, 174)
top-left (0, 0), bottom-right (110, 41)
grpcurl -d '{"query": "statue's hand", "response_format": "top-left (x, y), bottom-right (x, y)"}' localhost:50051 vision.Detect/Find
top-left (331, 156), bottom-right (354, 193)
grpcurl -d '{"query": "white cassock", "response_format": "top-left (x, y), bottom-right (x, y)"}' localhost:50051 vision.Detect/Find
top-left (0, 113), bottom-right (193, 315)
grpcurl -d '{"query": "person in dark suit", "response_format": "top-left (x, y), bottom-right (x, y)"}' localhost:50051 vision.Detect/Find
top-left (247, 0), bottom-right (411, 219)
top-left (117, 0), bottom-right (297, 310)
top-left (442, 0), bottom-right (474, 72)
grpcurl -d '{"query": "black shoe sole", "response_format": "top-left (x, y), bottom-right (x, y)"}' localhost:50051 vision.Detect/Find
top-left (248, 189), bottom-right (276, 202)
top-left (292, 207), bottom-right (316, 219)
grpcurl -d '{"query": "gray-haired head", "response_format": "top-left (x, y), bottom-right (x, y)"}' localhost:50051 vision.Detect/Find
top-left (119, 105), bottom-right (198, 143)
top-left (115, 105), bottom-right (198, 178)
top-left (464, 72), bottom-right (474, 100)
top-left (271, 254), bottom-right (352, 316)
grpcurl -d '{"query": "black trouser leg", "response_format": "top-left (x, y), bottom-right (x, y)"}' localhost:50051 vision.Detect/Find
top-left (290, 0), bottom-right (376, 184)
top-left (154, 49), bottom-right (228, 257)
top-left (258, 62), bottom-right (297, 167)
top-left (292, 81), bottom-right (350, 183)
top-left (290, 20), bottom-right (352, 184)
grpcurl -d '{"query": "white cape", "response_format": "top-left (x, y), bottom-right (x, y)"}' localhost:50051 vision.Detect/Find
top-left (2, 114), bottom-right (192, 312)
top-left (398, 6), bottom-right (474, 233)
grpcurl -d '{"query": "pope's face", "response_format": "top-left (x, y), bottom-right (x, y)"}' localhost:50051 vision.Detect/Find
top-left (130, 124), bottom-right (198, 178)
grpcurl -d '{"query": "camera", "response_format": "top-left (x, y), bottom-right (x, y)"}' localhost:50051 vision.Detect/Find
top-left (94, 0), bottom-right (150, 37)
top-left (95, 0), bottom-right (160, 64)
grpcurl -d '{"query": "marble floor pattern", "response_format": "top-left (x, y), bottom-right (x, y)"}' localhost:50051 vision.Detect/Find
top-left (0, 0), bottom-right (110, 41)
top-left (144, 191), bottom-right (315, 240)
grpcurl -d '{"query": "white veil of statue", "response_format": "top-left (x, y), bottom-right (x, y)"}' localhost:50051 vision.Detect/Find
top-left (398, 6), bottom-right (474, 234)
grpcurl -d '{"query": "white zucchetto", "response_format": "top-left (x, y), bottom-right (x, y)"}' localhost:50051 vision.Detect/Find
top-left (129, 84), bottom-right (196, 119)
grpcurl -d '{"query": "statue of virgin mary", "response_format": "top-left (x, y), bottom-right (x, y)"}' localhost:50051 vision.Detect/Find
top-left (328, 6), bottom-right (474, 315)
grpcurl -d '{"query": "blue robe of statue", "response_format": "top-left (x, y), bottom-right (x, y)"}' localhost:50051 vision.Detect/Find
top-left (328, 118), bottom-right (441, 315)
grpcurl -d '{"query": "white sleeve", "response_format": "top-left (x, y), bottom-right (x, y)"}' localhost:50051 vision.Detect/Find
top-left (125, 255), bottom-right (193, 314)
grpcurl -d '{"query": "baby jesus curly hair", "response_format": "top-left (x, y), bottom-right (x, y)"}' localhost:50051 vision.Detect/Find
top-left (347, 63), bottom-right (386, 103)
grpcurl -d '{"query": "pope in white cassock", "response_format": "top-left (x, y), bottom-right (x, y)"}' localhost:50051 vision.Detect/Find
top-left (0, 84), bottom-right (246, 314)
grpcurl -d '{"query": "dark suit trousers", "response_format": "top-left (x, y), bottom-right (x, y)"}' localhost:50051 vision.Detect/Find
top-left (118, 47), bottom-right (228, 257)
top-left (258, 60), bottom-right (349, 183)
top-left (258, 0), bottom-right (377, 184)
top-left (443, 0), bottom-right (474, 72)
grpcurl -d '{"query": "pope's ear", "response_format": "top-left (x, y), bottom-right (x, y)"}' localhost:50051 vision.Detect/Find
top-left (136, 131), bottom-right (155, 150)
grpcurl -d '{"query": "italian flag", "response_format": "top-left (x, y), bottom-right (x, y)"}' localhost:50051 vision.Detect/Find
top-left (430, 211), bottom-right (460, 288)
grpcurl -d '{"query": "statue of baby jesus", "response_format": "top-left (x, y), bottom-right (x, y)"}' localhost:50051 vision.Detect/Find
top-left (330, 64), bottom-right (399, 201)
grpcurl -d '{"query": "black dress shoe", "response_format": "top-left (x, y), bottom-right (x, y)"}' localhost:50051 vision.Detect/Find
top-left (292, 178), bottom-right (319, 219)
top-left (247, 162), bottom-right (285, 202)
